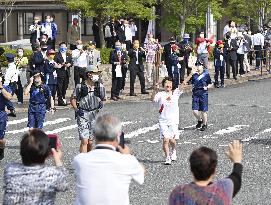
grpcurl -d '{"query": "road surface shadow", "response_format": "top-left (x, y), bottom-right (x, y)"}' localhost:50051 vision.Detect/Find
top-left (248, 139), bottom-right (271, 145)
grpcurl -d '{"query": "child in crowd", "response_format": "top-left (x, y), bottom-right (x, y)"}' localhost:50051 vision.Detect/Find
top-left (213, 40), bottom-right (226, 88)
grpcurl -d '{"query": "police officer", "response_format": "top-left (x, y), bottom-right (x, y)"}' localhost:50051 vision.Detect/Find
top-left (4, 54), bottom-right (18, 117)
top-left (188, 61), bottom-right (213, 131)
top-left (70, 67), bottom-right (106, 153)
top-left (0, 72), bottom-right (12, 160)
top-left (24, 70), bottom-right (55, 129)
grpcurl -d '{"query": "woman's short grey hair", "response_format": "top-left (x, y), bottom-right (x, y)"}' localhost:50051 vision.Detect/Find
top-left (94, 114), bottom-right (122, 141)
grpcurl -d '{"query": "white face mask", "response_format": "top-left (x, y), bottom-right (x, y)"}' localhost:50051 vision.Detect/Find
top-left (77, 45), bottom-right (83, 50)
top-left (46, 18), bottom-right (51, 23)
top-left (18, 51), bottom-right (23, 57)
top-left (92, 75), bottom-right (99, 82)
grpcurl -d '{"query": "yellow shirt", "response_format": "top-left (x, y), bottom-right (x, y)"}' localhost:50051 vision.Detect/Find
top-left (15, 56), bottom-right (28, 69)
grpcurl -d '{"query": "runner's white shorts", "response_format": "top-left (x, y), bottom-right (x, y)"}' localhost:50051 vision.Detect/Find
top-left (159, 123), bottom-right (179, 139)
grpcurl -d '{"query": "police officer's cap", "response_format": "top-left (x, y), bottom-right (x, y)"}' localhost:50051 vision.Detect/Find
top-left (195, 60), bottom-right (204, 66)
top-left (32, 70), bottom-right (43, 77)
top-left (5, 53), bottom-right (15, 62)
top-left (85, 67), bottom-right (102, 74)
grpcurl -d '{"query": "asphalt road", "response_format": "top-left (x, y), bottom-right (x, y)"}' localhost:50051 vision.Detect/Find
top-left (1, 79), bottom-right (271, 205)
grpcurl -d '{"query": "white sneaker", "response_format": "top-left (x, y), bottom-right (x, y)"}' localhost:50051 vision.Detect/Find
top-left (171, 150), bottom-right (177, 161)
top-left (164, 157), bottom-right (172, 165)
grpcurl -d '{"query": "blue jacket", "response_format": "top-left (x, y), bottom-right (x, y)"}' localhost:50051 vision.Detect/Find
top-left (169, 53), bottom-right (180, 74)
top-left (192, 70), bottom-right (212, 95)
top-left (44, 60), bottom-right (57, 85)
top-left (32, 51), bottom-right (45, 74)
top-left (213, 47), bottom-right (226, 67)
top-left (29, 84), bottom-right (51, 112)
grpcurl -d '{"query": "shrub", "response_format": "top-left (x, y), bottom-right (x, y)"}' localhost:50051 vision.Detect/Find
top-left (0, 47), bottom-right (33, 67)
top-left (98, 48), bottom-right (112, 64)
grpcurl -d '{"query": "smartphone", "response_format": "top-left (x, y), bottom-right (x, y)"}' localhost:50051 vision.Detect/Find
top-left (119, 132), bottom-right (125, 149)
top-left (47, 134), bottom-right (60, 150)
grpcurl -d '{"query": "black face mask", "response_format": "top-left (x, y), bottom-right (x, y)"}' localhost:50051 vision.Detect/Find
top-left (41, 47), bottom-right (47, 51)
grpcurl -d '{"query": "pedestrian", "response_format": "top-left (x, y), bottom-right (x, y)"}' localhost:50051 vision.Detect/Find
top-left (104, 21), bottom-right (113, 48)
top-left (110, 41), bottom-right (128, 101)
top-left (3, 129), bottom-right (67, 204)
top-left (72, 40), bottom-right (88, 85)
top-left (15, 48), bottom-right (29, 104)
top-left (128, 40), bottom-right (149, 96)
top-left (29, 16), bottom-right (42, 51)
top-left (130, 20), bottom-right (138, 41)
top-left (144, 36), bottom-right (160, 88)
top-left (152, 75), bottom-right (192, 165)
top-left (3, 53), bottom-right (18, 117)
top-left (168, 44), bottom-right (182, 90)
top-left (236, 32), bottom-right (246, 76)
top-left (163, 37), bottom-right (177, 78)
top-left (92, 20), bottom-right (100, 48)
top-left (189, 61), bottom-right (213, 131)
top-left (50, 14), bottom-right (58, 50)
top-left (24, 70), bottom-right (54, 129)
top-left (0, 72), bottom-right (12, 160)
top-left (41, 15), bottom-right (54, 48)
top-left (67, 18), bottom-right (80, 50)
top-left (169, 140), bottom-right (243, 205)
top-left (213, 40), bottom-right (226, 88)
top-left (55, 42), bottom-right (73, 106)
top-left (86, 41), bottom-right (101, 71)
top-left (251, 29), bottom-right (265, 70)
top-left (70, 67), bottom-right (106, 153)
top-left (44, 49), bottom-right (59, 108)
top-left (124, 20), bottom-right (133, 51)
top-left (224, 31), bottom-right (238, 80)
top-left (195, 32), bottom-right (213, 69)
top-left (243, 30), bottom-right (252, 73)
top-left (179, 33), bottom-right (193, 82)
top-left (73, 114), bottom-right (145, 205)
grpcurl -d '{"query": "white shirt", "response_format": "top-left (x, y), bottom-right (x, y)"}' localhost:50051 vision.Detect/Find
top-left (72, 49), bottom-right (88, 67)
top-left (73, 145), bottom-right (144, 205)
top-left (237, 40), bottom-right (245, 54)
top-left (135, 49), bottom-right (139, 64)
top-left (41, 23), bottom-right (52, 38)
top-left (154, 88), bottom-right (183, 124)
top-left (61, 52), bottom-right (67, 63)
top-left (130, 24), bottom-right (137, 37)
top-left (124, 25), bottom-right (133, 42)
top-left (197, 41), bottom-right (208, 54)
top-left (252, 33), bottom-right (265, 47)
top-left (4, 62), bottom-right (18, 85)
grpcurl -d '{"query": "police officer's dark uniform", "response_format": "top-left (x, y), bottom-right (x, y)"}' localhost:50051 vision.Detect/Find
top-left (27, 71), bottom-right (52, 129)
top-left (0, 72), bottom-right (12, 160)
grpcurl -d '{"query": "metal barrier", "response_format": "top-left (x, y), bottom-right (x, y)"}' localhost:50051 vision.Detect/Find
top-left (253, 48), bottom-right (271, 76)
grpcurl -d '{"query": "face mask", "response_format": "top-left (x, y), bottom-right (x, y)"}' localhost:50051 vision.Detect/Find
top-left (200, 34), bottom-right (204, 38)
top-left (115, 46), bottom-right (121, 51)
top-left (51, 18), bottom-right (54, 22)
top-left (92, 74), bottom-right (99, 82)
top-left (48, 55), bottom-right (55, 60)
top-left (60, 47), bottom-right (67, 53)
top-left (41, 38), bottom-right (46, 42)
top-left (46, 18), bottom-right (51, 23)
top-left (18, 51), bottom-right (23, 57)
top-left (134, 44), bottom-right (139, 49)
top-left (34, 20), bottom-right (39, 24)
top-left (41, 47), bottom-right (47, 51)
top-left (77, 45), bottom-right (83, 50)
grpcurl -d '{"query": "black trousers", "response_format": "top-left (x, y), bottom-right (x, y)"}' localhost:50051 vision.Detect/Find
top-left (166, 62), bottom-right (173, 78)
top-left (226, 58), bottom-right (237, 79)
top-left (125, 41), bottom-right (131, 51)
top-left (237, 54), bottom-right (245, 75)
top-left (214, 66), bottom-right (225, 85)
top-left (16, 77), bottom-right (23, 103)
top-left (130, 65), bottom-right (146, 94)
top-left (74, 66), bottom-right (86, 86)
top-left (121, 65), bottom-right (128, 90)
top-left (70, 44), bottom-right (77, 50)
top-left (254, 45), bottom-right (262, 68)
top-left (179, 61), bottom-right (186, 83)
top-left (111, 76), bottom-right (122, 98)
top-left (57, 76), bottom-right (69, 103)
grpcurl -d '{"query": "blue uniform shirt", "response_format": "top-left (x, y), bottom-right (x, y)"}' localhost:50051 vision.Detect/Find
top-left (0, 85), bottom-right (12, 111)
top-left (29, 84), bottom-right (51, 113)
top-left (192, 70), bottom-right (212, 95)
top-left (44, 60), bottom-right (57, 85)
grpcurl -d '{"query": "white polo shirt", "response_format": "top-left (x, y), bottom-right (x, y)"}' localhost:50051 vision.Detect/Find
top-left (72, 49), bottom-right (88, 67)
top-left (73, 144), bottom-right (145, 205)
top-left (4, 62), bottom-right (18, 85)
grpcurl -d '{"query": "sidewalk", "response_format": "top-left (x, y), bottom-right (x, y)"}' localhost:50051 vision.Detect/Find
top-left (10, 64), bottom-right (271, 113)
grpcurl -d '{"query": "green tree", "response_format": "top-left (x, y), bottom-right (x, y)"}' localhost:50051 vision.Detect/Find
top-left (226, 0), bottom-right (271, 30)
top-left (62, 0), bottom-right (156, 47)
top-left (161, 0), bottom-right (223, 39)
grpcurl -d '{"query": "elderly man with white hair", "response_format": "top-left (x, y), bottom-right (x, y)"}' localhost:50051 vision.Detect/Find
top-left (73, 114), bottom-right (145, 205)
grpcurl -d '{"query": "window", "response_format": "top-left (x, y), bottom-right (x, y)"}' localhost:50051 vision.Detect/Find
top-left (23, 12), bottom-right (34, 35)
top-left (0, 13), bottom-right (4, 35)
top-left (67, 13), bottom-right (93, 36)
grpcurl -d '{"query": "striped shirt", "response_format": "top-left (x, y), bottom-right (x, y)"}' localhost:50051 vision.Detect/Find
top-left (3, 163), bottom-right (68, 205)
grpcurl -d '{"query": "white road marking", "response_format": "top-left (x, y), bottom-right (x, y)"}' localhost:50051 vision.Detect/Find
top-left (125, 124), bottom-right (159, 139)
top-left (214, 125), bottom-right (249, 135)
top-left (7, 118), bottom-right (28, 125)
top-left (147, 139), bottom-right (159, 144)
top-left (46, 124), bottom-right (78, 134)
top-left (6, 118), bottom-right (71, 134)
top-left (242, 127), bottom-right (271, 142)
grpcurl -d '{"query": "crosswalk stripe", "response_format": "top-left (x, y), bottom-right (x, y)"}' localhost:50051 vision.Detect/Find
top-left (7, 118), bottom-right (28, 126)
top-left (125, 124), bottom-right (159, 139)
top-left (214, 125), bottom-right (249, 135)
top-left (6, 118), bottom-right (71, 134)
